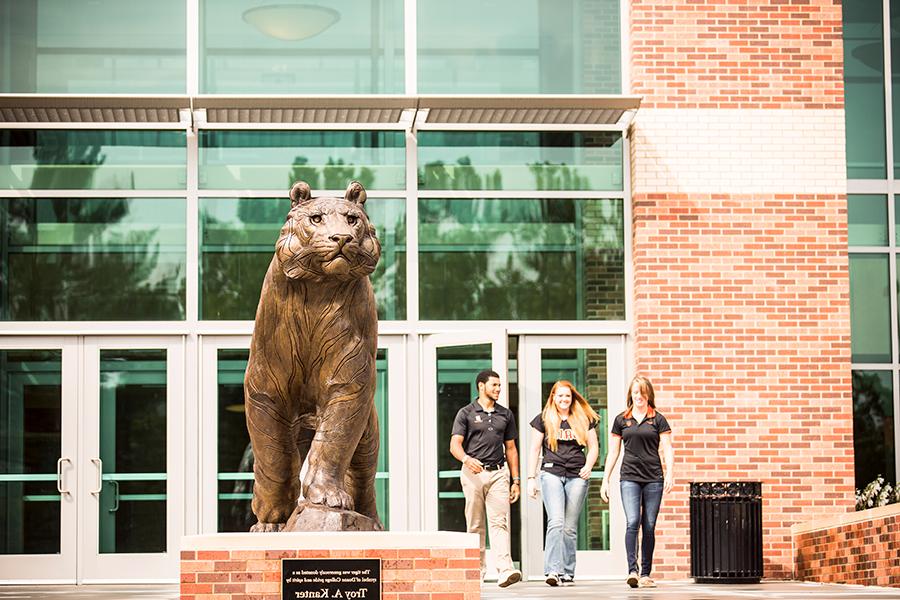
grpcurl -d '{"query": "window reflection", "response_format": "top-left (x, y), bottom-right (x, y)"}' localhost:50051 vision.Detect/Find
top-left (0, 197), bottom-right (186, 321)
top-left (0, 130), bottom-right (186, 190)
top-left (200, 197), bottom-right (405, 320)
top-left (0, 0), bottom-right (185, 93)
top-left (419, 132), bottom-right (623, 192)
top-left (419, 0), bottom-right (621, 94)
top-left (419, 198), bottom-right (625, 320)
top-left (201, 0), bottom-right (404, 94)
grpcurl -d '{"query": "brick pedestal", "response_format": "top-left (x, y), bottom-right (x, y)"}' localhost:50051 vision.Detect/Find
top-left (180, 532), bottom-right (480, 600)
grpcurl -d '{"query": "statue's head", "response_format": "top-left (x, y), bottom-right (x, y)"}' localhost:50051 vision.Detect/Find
top-left (275, 181), bottom-right (381, 282)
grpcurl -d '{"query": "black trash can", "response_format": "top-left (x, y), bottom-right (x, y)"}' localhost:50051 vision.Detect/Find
top-left (690, 482), bottom-right (762, 583)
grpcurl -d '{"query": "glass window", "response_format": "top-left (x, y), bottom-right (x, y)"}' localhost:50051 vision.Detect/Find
top-left (0, 350), bottom-right (62, 555)
top-left (0, 197), bottom-right (186, 321)
top-left (200, 197), bottom-right (405, 320)
top-left (843, 0), bottom-right (887, 179)
top-left (0, 0), bottom-right (185, 93)
top-left (201, 0), bottom-right (404, 94)
top-left (419, 198), bottom-right (625, 320)
top-left (419, 0), bottom-right (620, 94)
top-left (418, 132), bottom-right (623, 191)
top-left (98, 350), bottom-right (167, 554)
top-left (849, 254), bottom-right (891, 363)
top-left (0, 130), bottom-right (186, 190)
top-left (852, 370), bottom-right (896, 489)
top-left (848, 195), bottom-right (888, 246)
top-left (216, 348), bottom-right (390, 531)
top-left (199, 131), bottom-right (405, 190)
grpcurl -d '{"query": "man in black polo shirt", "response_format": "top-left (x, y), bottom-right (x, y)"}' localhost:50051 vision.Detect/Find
top-left (449, 369), bottom-right (522, 588)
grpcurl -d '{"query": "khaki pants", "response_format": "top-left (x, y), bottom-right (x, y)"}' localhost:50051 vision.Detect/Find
top-left (460, 466), bottom-right (514, 576)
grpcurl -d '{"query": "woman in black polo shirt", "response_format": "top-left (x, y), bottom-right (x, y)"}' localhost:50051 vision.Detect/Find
top-left (525, 380), bottom-right (599, 587)
top-left (600, 375), bottom-right (674, 589)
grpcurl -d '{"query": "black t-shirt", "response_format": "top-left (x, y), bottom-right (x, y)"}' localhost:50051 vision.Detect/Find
top-left (611, 410), bottom-right (671, 482)
top-left (530, 414), bottom-right (598, 478)
top-left (451, 401), bottom-right (518, 466)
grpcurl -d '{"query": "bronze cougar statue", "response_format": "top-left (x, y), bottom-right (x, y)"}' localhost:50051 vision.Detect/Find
top-left (244, 180), bottom-right (382, 531)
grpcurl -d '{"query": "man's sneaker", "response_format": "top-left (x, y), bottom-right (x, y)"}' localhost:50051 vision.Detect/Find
top-left (638, 576), bottom-right (657, 588)
top-left (560, 575), bottom-right (575, 586)
top-left (626, 572), bottom-right (639, 588)
top-left (498, 569), bottom-right (522, 588)
top-left (545, 573), bottom-right (559, 586)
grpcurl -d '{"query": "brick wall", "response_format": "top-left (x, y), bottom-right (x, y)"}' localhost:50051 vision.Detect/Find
top-left (629, 0), bottom-right (853, 580)
top-left (631, 0), bottom-right (844, 109)
top-left (794, 504), bottom-right (900, 587)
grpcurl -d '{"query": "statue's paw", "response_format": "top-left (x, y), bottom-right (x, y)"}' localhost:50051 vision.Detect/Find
top-left (305, 481), bottom-right (355, 511)
top-left (250, 521), bottom-right (285, 532)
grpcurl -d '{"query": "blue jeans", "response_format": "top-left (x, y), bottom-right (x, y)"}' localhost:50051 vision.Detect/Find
top-left (540, 472), bottom-right (589, 577)
top-left (620, 480), bottom-right (664, 576)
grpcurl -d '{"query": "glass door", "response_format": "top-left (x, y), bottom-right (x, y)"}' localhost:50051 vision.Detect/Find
top-left (79, 337), bottom-right (184, 582)
top-left (0, 337), bottom-right (77, 582)
top-left (199, 334), bottom-right (405, 534)
top-left (421, 331), bottom-right (511, 573)
top-left (518, 335), bottom-right (626, 579)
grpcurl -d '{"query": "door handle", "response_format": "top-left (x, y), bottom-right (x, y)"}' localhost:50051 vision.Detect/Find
top-left (56, 458), bottom-right (72, 496)
top-left (91, 458), bottom-right (103, 495)
top-left (108, 480), bottom-right (120, 513)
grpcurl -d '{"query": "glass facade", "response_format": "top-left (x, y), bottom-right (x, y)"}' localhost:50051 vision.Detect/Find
top-left (201, 0), bottom-right (404, 94)
top-left (843, 0), bottom-right (887, 179)
top-left (199, 131), bottom-right (405, 190)
top-left (0, 197), bottom-right (187, 321)
top-left (200, 196), bottom-right (406, 320)
top-left (0, 0), bottom-right (633, 581)
top-left (844, 0), bottom-right (900, 492)
top-left (0, 0), bottom-right (186, 94)
top-left (3, 0), bottom-right (624, 95)
top-left (418, 132), bottom-right (623, 192)
top-left (0, 131), bottom-right (186, 190)
top-left (419, 198), bottom-right (624, 320)
top-left (418, 0), bottom-right (621, 94)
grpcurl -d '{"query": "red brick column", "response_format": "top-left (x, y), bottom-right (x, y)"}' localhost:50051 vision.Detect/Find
top-left (180, 533), bottom-right (480, 600)
top-left (629, 0), bottom-right (853, 580)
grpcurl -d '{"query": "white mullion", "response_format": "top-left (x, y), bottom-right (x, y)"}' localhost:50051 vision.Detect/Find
top-left (847, 180), bottom-right (891, 194)
top-left (884, 0), bottom-right (900, 482)
top-left (194, 189), bottom-right (407, 198)
top-left (406, 123), bottom-right (419, 322)
top-left (416, 189), bottom-right (627, 199)
top-left (0, 189), bottom-right (189, 198)
top-left (884, 0), bottom-right (894, 189)
top-left (623, 126), bottom-right (634, 325)
top-left (186, 118), bottom-right (201, 326)
top-left (620, 0), bottom-right (630, 93)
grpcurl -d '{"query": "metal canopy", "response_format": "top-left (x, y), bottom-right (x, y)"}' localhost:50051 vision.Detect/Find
top-left (0, 94), bottom-right (641, 130)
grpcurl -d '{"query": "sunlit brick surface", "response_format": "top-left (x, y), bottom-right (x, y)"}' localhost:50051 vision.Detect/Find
top-left (180, 547), bottom-right (481, 600)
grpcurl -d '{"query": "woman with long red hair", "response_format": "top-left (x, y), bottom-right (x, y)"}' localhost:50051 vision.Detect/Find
top-left (526, 380), bottom-right (599, 586)
top-left (600, 375), bottom-right (674, 589)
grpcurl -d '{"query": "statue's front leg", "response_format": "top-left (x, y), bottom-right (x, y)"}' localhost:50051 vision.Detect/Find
top-left (302, 384), bottom-right (373, 511)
